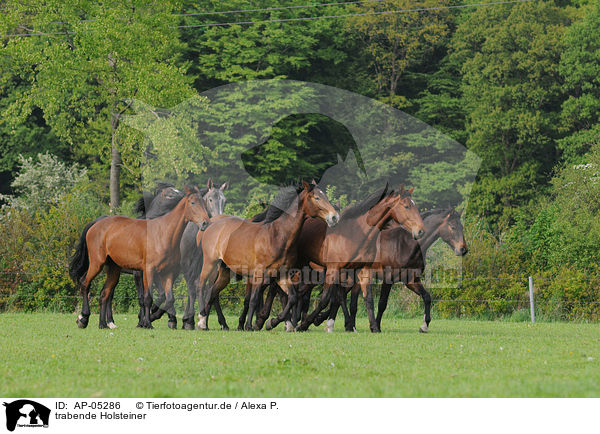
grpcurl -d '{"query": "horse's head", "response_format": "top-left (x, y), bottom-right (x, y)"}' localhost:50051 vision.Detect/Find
top-left (438, 208), bottom-right (468, 256)
top-left (203, 178), bottom-right (229, 217)
top-left (300, 180), bottom-right (339, 227)
top-left (183, 186), bottom-right (211, 230)
top-left (384, 186), bottom-right (425, 240)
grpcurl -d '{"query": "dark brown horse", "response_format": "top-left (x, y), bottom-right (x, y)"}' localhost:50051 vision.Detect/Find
top-left (326, 207), bottom-right (467, 333)
top-left (69, 187), bottom-right (210, 329)
top-left (257, 186), bottom-right (426, 332)
top-left (195, 180), bottom-right (339, 331)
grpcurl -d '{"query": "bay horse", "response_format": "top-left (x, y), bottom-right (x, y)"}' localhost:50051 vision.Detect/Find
top-left (145, 179), bottom-right (229, 328)
top-left (69, 186), bottom-right (210, 329)
top-left (257, 185), bottom-right (426, 332)
top-left (194, 180), bottom-right (339, 331)
top-left (324, 207), bottom-right (468, 333)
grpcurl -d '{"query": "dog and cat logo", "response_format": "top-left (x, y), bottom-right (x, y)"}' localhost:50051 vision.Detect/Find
top-left (3, 400), bottom-right (50, 431)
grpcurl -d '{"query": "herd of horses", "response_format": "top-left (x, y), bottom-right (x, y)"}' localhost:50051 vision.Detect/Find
top-left (69, 179), bottom-right (468, 333)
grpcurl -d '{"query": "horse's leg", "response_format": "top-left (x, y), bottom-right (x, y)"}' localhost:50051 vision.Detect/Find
top-left (105, 279), bottom-right (117, 329)
top-left (337, 286), bottom-right (352, 332)
top-left (197, 265), bottom-right (228, 330)
top-left (348, 284), bottom-right (360, 332)
top-left (358, 273), bottom-right (379, 333)
top-left (265, 278), bottom-right (297, 331)
top-left (237, 281), bottom-right (252, 331)
top-left (149, 278), bottom-right (168, 322)
top-left (375, 282), bottom-right (392, 331)
top-left (134, 270), bottom-right (146, 328)
top-left (297, 271), bottom-right (337, 331)
top-left (182, 272), bottom-right (198, 330)
top-left (76, 258), bottom-right (104, 329)
top-left (213, 296), bottom-right (230, 331)
top-left (299, 284), bottom-right (312, 323)
top-left (406, 278), bottom-right (431, 333)
top-left (150, 280), bottom-right (166, 317)
top-left (150, 273), bottom-right (177, 329)
top-left (255, 283), bottom-right (276, 330)
top-left (139, 269), bottom-right (155, 329)
top-left (245, 275), bottom-right (265, 331)
top-left (98, 264), bottom-right (121, 329)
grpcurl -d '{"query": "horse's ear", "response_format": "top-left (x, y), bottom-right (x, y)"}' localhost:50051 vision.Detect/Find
top-left (184, 185), bottom-right (192, 195)
top-left (301, 180), bottom-right (310, 190)
top-left (207, 178), bottom-right (213, 189)
top-left (399, 184), bottom-right (405, 196)
top-left (220, 181), bottom-right (229, 191)
top-left (406, 187), bottom-right (414, 196)
top-left (194, 185), bottom-right (201, 193)
top-left (311, 179), bottom-right (317, 186)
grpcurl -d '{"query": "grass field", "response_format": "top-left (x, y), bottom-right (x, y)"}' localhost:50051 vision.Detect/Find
top-left (0, 313), bottom-right (598, 397)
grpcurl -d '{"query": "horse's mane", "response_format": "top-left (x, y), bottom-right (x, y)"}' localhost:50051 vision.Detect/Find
top-left (340, 184), bottom-right (392, 220)
top-left (134, 192), bottom-right (154, 217)
top-left (260, 181), bottom-right (315, 224)
top-left (134, 182), bottom-right (185, 219)
top-left (153, 182), bottom-right (176, 196)
top-left (421, 207), bottom-right (455, 220)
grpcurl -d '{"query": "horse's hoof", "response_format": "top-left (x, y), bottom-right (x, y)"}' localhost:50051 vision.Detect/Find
top-left (221, 325), bottom-right (229, 331)
top-left (182, 322), bottom-right (195, 331)
top-left (107, 322), bottom-right (118, 329)
top-left (168, 321), bottom-right (177, 330)
top-left (76, 315), bottom-right (88, 329)
top-left (325, 319), bottom-right (335, 333)
top-left (237, 325), bottom-right (244, 331)
top-left (419, 326), bottom-right (428, 333)
top-left (285, 321), bottom-right (295, 332)
top-left (98, 323), bottom-right (107, 329)
top-left (265, 319), bottom-right (275, 331)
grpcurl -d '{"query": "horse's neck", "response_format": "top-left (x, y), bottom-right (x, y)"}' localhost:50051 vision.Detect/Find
top-left (150, 199), bottom-right (188, 249)
top-left (414, 215), bottom-right (443, 255)
top-left (267, 198), bottom-right (307, 252)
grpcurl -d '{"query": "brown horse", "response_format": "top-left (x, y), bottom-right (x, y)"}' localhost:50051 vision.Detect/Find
top-left (69, 186), bottom-right (211, 329)
top-left (293, 186), bottom-right (424, 331)
top-left (256, 185), bottom-right (426, 332)
top-left (321, 207), bottom-right (468, 333)
top-left (194, 180), bottom-right (339, 331)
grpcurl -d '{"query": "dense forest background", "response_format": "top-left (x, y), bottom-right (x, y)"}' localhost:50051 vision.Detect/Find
top-left (1, 0), bottom-right (599, 320)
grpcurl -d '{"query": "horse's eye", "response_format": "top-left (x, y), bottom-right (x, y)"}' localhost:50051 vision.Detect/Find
top-left (314, 197), bottom-right (320, 201)
top-left (404, 205), bottom-right (410, 209)
top-left (209, 199), bottom-right (213, 202)
top-left (191, 201), bottom-right (196, 205)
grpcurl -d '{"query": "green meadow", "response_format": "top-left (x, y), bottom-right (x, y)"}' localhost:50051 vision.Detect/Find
top-left (0, 313), bottom-right (598, 397)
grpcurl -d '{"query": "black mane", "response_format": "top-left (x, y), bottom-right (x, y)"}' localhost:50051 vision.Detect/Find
top-left (256, 181), bottom-right (315, 224)
top-left (421, 207), bottom-right (455, 220)
top-left (340, 184), bottom-right (392, 221)
top-left (134, 182), bottom-right (185, 219)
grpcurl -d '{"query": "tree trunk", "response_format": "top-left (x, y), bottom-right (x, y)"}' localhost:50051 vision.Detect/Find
top-left (109, 120), bottom-right (121, 212)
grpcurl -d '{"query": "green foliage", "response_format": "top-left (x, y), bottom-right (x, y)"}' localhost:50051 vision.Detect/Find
top-left (0, 152), bottom-right (87, 212)
top-left (0, 180), bottom-right (108, 311)
top-left (452, 0), bottom-right (569, 228)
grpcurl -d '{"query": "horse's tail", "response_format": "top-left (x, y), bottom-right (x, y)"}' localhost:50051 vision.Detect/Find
top-left (69, 216), bottom-right (107, 285)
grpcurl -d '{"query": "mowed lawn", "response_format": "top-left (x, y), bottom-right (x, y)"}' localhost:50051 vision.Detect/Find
top-left (0, 313), bottom-right (598, 397)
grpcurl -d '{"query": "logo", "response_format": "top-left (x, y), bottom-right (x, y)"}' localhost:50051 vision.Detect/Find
top-left (3, 400), bottom-right (50, 431)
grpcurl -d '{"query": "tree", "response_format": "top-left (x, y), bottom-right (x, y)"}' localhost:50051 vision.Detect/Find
top-left (451, 1), bottom-right (570, 228)
top-left (558, 1), bottom-right (600, 164)
top-left (348, 0), bottom-right (450, 108)
top-left (0, 0), bottom-right (194, 210)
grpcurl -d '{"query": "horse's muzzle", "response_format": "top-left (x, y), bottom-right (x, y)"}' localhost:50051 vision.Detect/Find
top-left (199, 220), bottom-right (209, 231)
top-left (413, 228), bottom-right (425, 240)
top-left (326, 213), bottom-right (340, 227)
